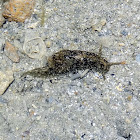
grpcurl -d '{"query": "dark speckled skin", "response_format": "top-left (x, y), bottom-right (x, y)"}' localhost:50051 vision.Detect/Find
top-left (22, 49), bottom-right (124, 79)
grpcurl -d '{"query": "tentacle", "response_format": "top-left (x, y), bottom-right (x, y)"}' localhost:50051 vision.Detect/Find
top-left (108, 61), bottom-right (126, 66)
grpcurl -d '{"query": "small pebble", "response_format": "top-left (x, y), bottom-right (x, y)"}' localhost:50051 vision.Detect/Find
top-left (121, 30), bottom-right (128, 36)
top-left (125, 118), bottom-right (131, 124)
top-left (45, 97), bottom-right (54, 103)
top-left (0, 70), bottom-right (14, 95)
top-left (32, 104), bottom-right (37, 109)
top-left (116, 83), bottom-right (123, 91)
top-left (92, 87), bottom-right (97, 92)
top-left (5, 41), bottom-right (20, 63)
top-left (2, 0), bottom-right (35, 22)
top-left (118, 43), bottom-right (125, 47)
top-left (45, 40), bottom-right (52, 48)
top-left (36, 115), bottom-right (41, 120)
top-left (127, 95), bottom-right (132, 101)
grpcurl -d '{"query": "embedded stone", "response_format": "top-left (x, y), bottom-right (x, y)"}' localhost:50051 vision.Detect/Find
top-left (5, 41), bottom-right (20, 63)
top-left (0, 70), bottom-right (14, 95)
top-left (2, 0), bottom-right (35, 22)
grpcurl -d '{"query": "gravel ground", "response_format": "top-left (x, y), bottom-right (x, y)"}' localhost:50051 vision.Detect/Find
top-left (0, 0), bottom-right (140, 140)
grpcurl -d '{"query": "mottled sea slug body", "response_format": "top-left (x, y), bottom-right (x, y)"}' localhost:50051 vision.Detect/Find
top-left (23, 49), bottom-right (125, 79)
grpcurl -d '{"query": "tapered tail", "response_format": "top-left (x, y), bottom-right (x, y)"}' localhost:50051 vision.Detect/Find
top-left (21, 67), bottom-right (51, 78)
